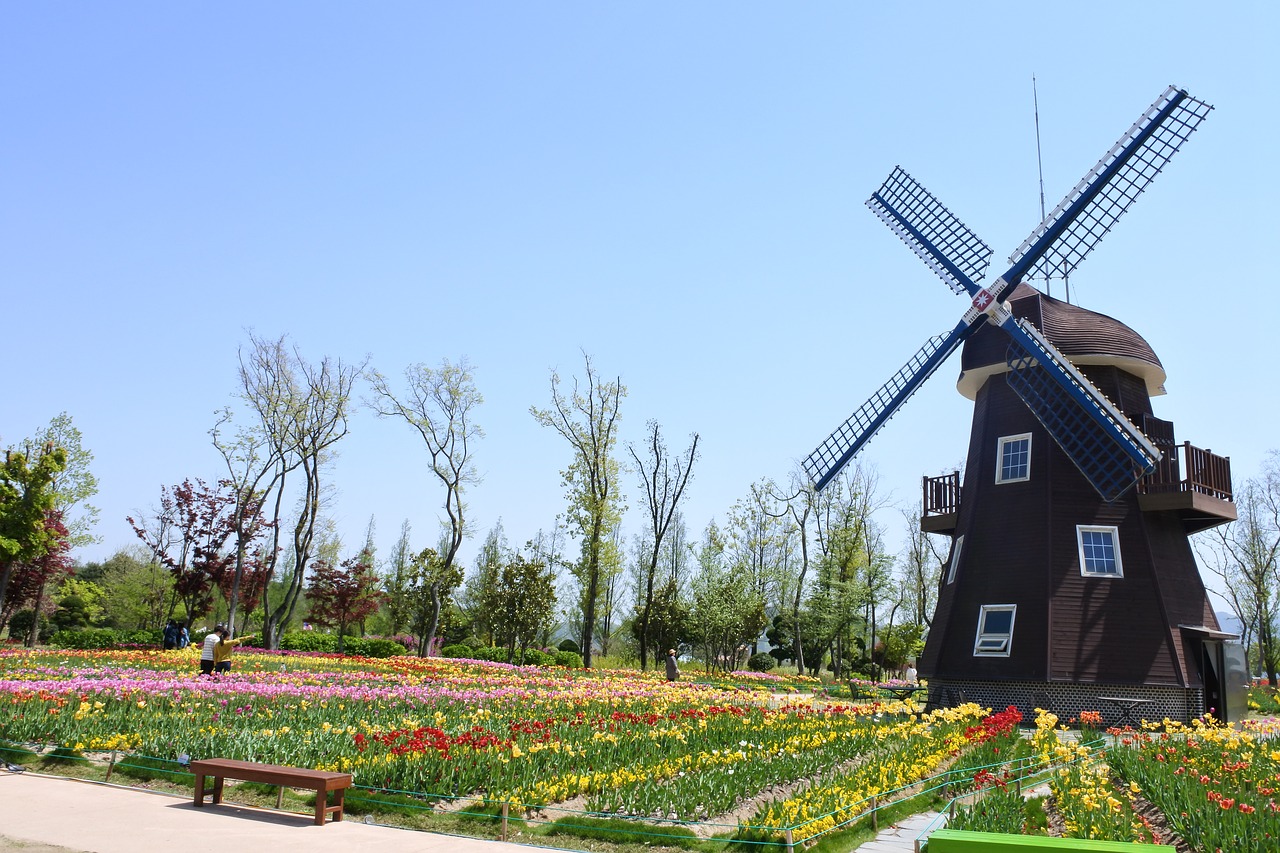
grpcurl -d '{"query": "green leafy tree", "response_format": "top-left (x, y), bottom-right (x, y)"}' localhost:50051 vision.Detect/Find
top-left (380, 519), bottom-right (416, 637)
top-left (28, 413), bottom-right (99, 549)
top-left (531, 352), bottom-right (626, 668)
top-left (93, 548), bottom-right (174, 631)
top-left (631, 577), bottom-right (691, 662)
top-left (458, 523), bottom-right (507, 644)
top-left (405, 546), bottom-right (465, 656)
top-left (690, 522), bottom-right (767, 673)
top-left (483, 554), bottom-right (557, 660)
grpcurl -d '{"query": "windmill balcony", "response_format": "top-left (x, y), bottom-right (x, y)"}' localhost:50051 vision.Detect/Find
top-left (1137, 441), bottom-right (1236, 532)
top-left (921, 472), bottom-right (961, 534)
top-left (919, 443), bottom-right (1235, 536)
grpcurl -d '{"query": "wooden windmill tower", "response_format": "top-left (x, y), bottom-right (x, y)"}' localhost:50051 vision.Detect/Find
top-left (804, 87), bottom-right (1242, 723)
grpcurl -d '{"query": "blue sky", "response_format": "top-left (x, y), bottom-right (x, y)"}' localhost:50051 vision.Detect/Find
top-left (4, 3), bottom-right (1276, 603)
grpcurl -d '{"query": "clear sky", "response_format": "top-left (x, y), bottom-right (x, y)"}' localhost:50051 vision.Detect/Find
top-left (4, 2), bottom-right (1276, 607)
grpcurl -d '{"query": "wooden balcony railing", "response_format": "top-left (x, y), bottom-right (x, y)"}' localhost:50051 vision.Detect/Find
top-left (1139, 441), bottom-right (1233, 502)
top-left (922, 472), bottom-right (962, 518)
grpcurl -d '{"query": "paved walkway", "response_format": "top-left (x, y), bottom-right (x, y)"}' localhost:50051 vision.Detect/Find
top-left (0, 770), bottom-right (570, 852)
top-left (854, 809), bottom-right (946, 852)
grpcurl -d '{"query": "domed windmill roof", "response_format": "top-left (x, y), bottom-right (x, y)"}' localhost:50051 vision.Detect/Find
top-left (956, 283), bottom-right (1166, 401)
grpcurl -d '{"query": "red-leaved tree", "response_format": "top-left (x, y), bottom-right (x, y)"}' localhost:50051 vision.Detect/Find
top-left (1, 509), bottom-right (73, 641)
top-left (129, 478), bottom-right (237, 628)
top-left (305, 552), bottom-right (383, 653)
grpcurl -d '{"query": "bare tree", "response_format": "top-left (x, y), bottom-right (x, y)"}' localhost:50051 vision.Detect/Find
top-left (629, 421), bottom-right (699, 671)
top-left (1201, 452), bottom-right (1280, 681)
top-left (898, 507), bottom-right (947, 627)
top-left (369, 357), bottom-right (482, 655)
top-left (214, 333), bottom-right (363, 645)
top-left (531, 352), bottom-right (625, 668)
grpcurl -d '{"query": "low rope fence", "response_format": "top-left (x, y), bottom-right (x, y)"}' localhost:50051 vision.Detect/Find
top-left (0, 732), bottom-right (1112, 851)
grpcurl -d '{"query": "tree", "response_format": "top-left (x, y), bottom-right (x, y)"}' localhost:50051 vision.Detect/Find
top-left (458, 523), bottom-right (507, 644)
top-left (690, 522), bottom-right (767, 673)
top-left (1202, 452), bottom-right (1280, 681)
top-left (214, 333), bottom-right (364, 646)
top-left (381, 519), bottom-right (416, 638)
top-left (898, 508), bottom-right (946, 628)
top-left (727, 481), bottom-right (795, 655)
top-left (306, 553), bottom-right (384, 652)
top-left (369, 357), bottom-right (481, 655)
top-left (129, 479), bottom-right (237, 630)
top-left (631, 576), bottom-right (691, 662)
top-left (481, 554), bottom-right (557, 660)
top-left (28, 413), bottom-right (99, 549)
top-left (8, 511), bottom-right (74, 644)
top-left (769, 471), bottom-right (820, 675)
top-left (0, 441), bottom-right (66, 633)
top-left (629, 421), bottom-right (699, 671)
top-left (92, 547), bottom-right (174, 631)
top-left (531, 352), bottom-right (626, 668)
top-left (404, 546), bottom-right (464, 656)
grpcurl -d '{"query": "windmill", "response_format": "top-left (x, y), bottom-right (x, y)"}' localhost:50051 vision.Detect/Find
top-left (805, 86), bottom-right (1243, 723)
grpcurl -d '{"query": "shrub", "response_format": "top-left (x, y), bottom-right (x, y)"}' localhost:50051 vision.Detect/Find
top-left (557, 638), bottom-right (581, 654)
top-left (747, 652), bottom-right (778, 672)
top-left (340, 637), bottom-right (403, 659)
top-left (48, 627), bottom-right (159, 649)
top-left (439, 644), bottom-right (474, 659)
top-left (554, 650), bottom-right (584, 668)
top-left (278, 631), bottom-right (338, 653)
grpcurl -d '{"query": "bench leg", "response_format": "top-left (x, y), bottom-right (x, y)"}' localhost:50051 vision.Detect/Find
top-left (194, 773), bottom-right (205, 807)
top-left (333, 787), bottom-right (345, 822)
top-left (211, 776), bottom-right (225, 805)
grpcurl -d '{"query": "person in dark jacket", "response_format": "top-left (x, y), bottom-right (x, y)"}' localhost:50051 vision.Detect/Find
top-left (665, 649), bottom-right (679, 682)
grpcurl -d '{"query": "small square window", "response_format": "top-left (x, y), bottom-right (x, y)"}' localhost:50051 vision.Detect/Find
top-left (974, 604), bottom-right (1016, 657)
top-left (946, 535), bottom-right (965, 585)
top-left (1077, 525), bottom-right (1124, 577)
top-left (996, 434), bottom-right (1032, 483)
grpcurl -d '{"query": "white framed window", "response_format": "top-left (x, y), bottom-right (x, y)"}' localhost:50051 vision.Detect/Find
top-left (946, 534), bottom-right (965, 585)
top-left (995, 433), bottom-right (1032, 483)
top-left (1077, 525), bottom-right (1124, 577)
top-left (974, 604), bottom-right (1016, 657)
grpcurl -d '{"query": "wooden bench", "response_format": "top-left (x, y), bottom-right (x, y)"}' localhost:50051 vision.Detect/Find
top-left (190, 758), bottom-right (353, 825)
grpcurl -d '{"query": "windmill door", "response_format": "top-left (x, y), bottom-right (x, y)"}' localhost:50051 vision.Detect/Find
top-left (1200, 641), bottom-right (1223, 719)
top-left (1198, 641), bottom-right (1250, 723)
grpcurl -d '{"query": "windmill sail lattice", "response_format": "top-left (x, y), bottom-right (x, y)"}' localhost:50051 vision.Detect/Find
top-left (1008, 86), bottom-right (1213, 283)
top-left (1003, 319), bottom-right (1160, 501)
top-left (867, 167), bottom-right (992, 296)
top-left (803, 323), bottom-right (968, 492)
top-left (804, 85), bottom-right (1211, 498)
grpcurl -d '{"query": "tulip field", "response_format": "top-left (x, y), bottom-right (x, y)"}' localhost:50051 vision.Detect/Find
top-left (2, 646), bottom-right (1279, 851)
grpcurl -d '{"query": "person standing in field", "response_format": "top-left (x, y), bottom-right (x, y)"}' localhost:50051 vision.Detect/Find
top-left (214, 627), bottom-right (250, 675)
top-left (199, 626), bottom-right (223, 676)
top-left (665, 649), bottom-right (680, 682)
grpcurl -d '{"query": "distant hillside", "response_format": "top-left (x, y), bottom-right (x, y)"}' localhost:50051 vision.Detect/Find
top-left (1216, 611), bottom-right (1245, 637)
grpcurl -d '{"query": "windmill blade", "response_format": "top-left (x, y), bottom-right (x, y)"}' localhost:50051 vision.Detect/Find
top-left (867, 167), bottom-right (992, 296)
top-left (1000, 317), bottom-right (1160, 501)
top-left (1007, 86), bottom-right (1213, 284)
top-left (805, 319), bottom-right (975, 491)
